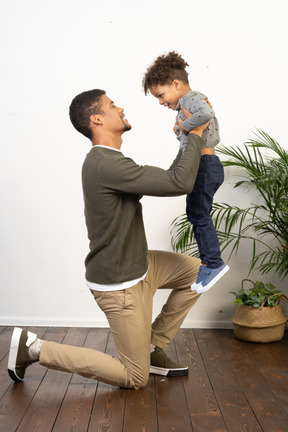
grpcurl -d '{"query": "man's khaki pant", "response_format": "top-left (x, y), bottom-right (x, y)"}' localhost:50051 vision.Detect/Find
top-left (40, 250), bottom-right (201, 389)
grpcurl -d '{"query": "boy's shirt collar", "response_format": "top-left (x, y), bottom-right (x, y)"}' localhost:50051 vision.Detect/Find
top-left (175, 91), bottom-right (193, 111)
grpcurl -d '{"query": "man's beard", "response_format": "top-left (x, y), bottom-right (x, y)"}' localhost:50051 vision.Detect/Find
top-left (123, 121), bottom-right (132, 132)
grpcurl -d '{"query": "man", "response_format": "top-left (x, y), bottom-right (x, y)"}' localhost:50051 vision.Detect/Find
top-left (8, 89), bottom-right (207, 389)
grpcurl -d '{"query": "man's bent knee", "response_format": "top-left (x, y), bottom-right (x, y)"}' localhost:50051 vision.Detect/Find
top-left (125, 369), bottom-right (149, 390)
top-left (128, 376), bottom-right (149, 390)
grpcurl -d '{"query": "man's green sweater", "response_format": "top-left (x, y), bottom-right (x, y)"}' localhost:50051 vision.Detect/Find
top-left (82, 133), bottom-right (202, 284)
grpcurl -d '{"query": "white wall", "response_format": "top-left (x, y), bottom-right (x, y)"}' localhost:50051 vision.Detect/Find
top-left (1, 0), bottom-right (287, 328)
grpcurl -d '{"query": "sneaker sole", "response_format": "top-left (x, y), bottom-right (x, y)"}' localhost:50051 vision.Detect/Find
top-left (191, 282), bottom-right (202, 291)
top-left (8, 327), bottom-right (24, 382)
top-left (8, 327), bottom-right (37, 382)
top-left (149, 365), bottom-right (188, 377)
top-left (196, 265), bottom-right (230, 294)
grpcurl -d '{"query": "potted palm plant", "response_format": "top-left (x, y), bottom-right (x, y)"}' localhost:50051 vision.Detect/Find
top-left (230, 279), bottom-right (287, 342)
top-left (171, 129), bottom-right (288, 279)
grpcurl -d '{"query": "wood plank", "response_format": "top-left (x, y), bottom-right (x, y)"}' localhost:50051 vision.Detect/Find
top-left (0, 327), bottom-right (287, 432)
top-left (88, 331), bottom-right (126, 432)
top-left (88, 331), bottom-right (159, 432)
top-left (155, 341), bottom-right (192, 432)
top-left (268, 335), bottom-right (288, 370)
top-left (215, 329), bottom-right (288, 432)
top-left (52, 383), bottom-right (96, 432)
top-left (124, 375), bottom-right (158, 432)
top-left (194, 329), bottom-right (263, 431)
top-left (52, 328), bottom-right (107, 432)
top-left (175, 329), bottom-right (228, 432)
top-left (124, 336), bottom-right (158, 432)
top-left (244, 341), bottom-right (288, 415)
top-left (15, 327), bottom-right (72, 432)
top-left (193, 329), bottom-right (241, 391)
top-left (0, 327), bottom-right (65, 432)
top-left (214, 390), bottom-right (262, 432)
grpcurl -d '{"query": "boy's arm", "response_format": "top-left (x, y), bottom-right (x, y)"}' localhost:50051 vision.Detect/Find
top-left (181, 98), bottom-right (214, 132)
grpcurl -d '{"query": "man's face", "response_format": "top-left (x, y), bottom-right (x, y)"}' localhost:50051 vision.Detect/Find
top-left (100, 95), bottom-right (132, 132)
top-left (150, 83), bottom-right (180, 110)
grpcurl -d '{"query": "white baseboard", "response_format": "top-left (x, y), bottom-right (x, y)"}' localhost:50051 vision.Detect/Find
top-left (0, 316), bottom-right (233, 329)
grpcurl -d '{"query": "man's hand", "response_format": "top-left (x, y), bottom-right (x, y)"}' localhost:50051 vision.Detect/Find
top-left (173, 121), bottom-right (179, 136)
top-left (189, 121), bottom-right (210, 137)
top-left (205, 98), bottom-right (213, 111)
top-left (177, 118), bottom-right (188, 135)
top-left (180, 104), bottom-right (193, 119)
top-left (176, 104), bottom-right (193, 135)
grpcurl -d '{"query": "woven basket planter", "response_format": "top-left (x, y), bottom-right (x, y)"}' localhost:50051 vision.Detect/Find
top-left (231, 303), bottom-right (287, 343)
top-left (231, 279), bottom-right (288, 343)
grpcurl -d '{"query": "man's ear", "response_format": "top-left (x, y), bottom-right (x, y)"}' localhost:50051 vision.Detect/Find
top-left (90, 114), bottom-right (103, 126)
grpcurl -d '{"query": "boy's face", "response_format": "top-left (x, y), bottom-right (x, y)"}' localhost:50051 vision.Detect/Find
top-left (150, 82), bottom-right (181, 110)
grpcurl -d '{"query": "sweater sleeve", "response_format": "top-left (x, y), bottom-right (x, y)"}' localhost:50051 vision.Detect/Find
top-left (181, 97), bottom-right (214, 132)
top-left (168, 148), bottom-right (182, 170)
top-left (99, 133), bottom-right (202, 197)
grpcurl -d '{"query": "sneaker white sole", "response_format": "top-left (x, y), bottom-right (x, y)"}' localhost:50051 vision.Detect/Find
top-left (191, 282), bottom-right (201, 292)
top-left (8, 327), bottom-right (24, 381)
top-left (196, 265), bottom-right (230, 294)
top-left (150, 365), bottom-right (189, 377)
top-left (190, 283), bottom-right (201, 292)
top-left (8, 327), bottom-right (36, 382)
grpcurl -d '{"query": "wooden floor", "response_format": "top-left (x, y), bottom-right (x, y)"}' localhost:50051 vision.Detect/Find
top-left (0, 326), bottom-right (288, 432)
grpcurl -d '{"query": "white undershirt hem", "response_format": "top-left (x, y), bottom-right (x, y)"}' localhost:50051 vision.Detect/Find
top-left (86, 271), bottom-right (148, 292)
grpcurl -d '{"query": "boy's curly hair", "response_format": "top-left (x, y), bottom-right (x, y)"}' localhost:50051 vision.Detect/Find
top-left (143, 51), bottom-right (189, 95)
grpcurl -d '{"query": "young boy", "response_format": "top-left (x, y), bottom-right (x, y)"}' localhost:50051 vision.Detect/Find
top-left (143, 51), bottom-right (229, 293)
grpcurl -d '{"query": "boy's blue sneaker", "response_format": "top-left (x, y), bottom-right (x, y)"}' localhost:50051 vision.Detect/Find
top-left (191, 265), bottom-right (206, 291)
top-left (196, 264), bottom-right (230, 294)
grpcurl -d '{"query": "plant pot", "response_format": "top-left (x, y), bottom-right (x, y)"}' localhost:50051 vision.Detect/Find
top-left (231, 304), bottom-right (287, 343)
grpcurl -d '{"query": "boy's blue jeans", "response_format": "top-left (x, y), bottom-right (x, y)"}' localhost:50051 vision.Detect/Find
top-left (186, 154), bottom-right (224, 269)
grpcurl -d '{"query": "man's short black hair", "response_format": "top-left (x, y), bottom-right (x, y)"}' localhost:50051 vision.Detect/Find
top-left (69, 89), bottom-right (106, 139)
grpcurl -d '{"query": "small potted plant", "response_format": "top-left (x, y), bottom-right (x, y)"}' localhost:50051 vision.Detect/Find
top-left (230, 279), bottom-right (288, 343)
